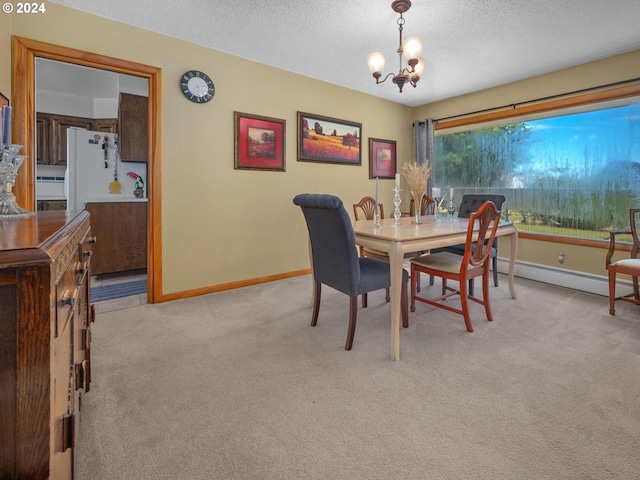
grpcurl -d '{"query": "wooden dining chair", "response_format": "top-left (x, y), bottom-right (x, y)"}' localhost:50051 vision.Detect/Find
top-left (353, 196), bottom-right (390, 305)
top-left (353, 196), bottom-right (384, 222)
top-left (353, 195), bottom-right (427, 300)
top-left (353, 196), bottom-right (387, 260)
top-left (606, 208), bottom-right (640, 315)
top-left (407, 194), bottom-right (436, 292)
top-left (410, 200), bottom-right (501, 332)
top-left (429, 194), bottom-right (506, 295)
top-left (293, 193), bottom-right (409, 350)
top-left (409, 194), bottom-right (436, 217)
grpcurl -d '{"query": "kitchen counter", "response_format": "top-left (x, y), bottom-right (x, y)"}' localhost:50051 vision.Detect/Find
top-left (83, 196), bottom-right (148, 203)
top-left (37, 195), bottom-right (67, 201)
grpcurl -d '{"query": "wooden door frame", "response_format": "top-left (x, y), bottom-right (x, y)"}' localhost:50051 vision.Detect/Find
top-left (12, 36), bottom-right (163, 303)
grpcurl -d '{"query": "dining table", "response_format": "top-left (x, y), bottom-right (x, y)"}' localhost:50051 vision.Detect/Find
top-left (353, 214), bottom-right (518, 361)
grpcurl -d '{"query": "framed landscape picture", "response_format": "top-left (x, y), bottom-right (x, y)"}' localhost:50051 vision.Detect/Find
top-left (369, 138), bottom-right (396, 179)
top-left (297, 112), bottom-right (362, 165)
top-left (234, 112), bottom-right (286, 171)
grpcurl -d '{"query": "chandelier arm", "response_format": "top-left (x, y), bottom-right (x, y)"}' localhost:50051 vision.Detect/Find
top-left (374, 72), bottom-right (397, 85)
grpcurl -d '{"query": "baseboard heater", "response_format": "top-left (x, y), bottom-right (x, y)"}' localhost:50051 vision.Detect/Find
top-left (496, 257), bottom-right (634, 298)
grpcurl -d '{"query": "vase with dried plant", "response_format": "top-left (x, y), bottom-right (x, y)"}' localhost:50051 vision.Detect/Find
top-left (402, 161), bottom-right (431, 224)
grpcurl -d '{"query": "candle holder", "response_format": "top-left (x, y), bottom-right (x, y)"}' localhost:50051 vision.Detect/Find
top-left (433, 197), bottom-right (442, 223)
top-left (373, 205), bottom-right (381, 229)
top-left (447, 199), bottom-right (457, 222)
top-left (0, 144), bottom-right (34, 218)
top-left (393, 186), bottom-right (401, 226)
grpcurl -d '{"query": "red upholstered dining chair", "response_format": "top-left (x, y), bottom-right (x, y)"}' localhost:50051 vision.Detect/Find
top-left (606, 208), bottom-right (640, 315)
top-left (410, 200), bottom-right (501, 332)
top-left (353, 196), bottom-right (390, 306)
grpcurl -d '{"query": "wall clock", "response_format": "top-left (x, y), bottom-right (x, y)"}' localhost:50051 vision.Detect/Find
top-left (180, 70), bottom-right (215, 103)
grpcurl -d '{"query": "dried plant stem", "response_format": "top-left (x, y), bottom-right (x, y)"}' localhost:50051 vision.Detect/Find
top-left (402, 162), bottom-right (431, 200)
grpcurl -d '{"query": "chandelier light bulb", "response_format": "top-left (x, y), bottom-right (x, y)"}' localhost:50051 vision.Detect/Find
top-left (413, 57), bottom-right (425, 78)
top-left (367, 52), bottom-right (386, 75)
top-left (402, 36), bottom-right (423, 63)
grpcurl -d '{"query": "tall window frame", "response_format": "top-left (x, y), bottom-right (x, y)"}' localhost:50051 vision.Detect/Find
top-left (433, 82), bottom-right (640, 251)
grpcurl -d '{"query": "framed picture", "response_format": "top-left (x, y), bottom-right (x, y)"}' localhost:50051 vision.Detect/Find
top-left (369, 138), bottom-right (396, 179)
top-left (234, 112), bottom-right (286, 171)
top-left (297, 112), bottom-right (362, 165)
top-left (0, 92), bottom-right (8, 108)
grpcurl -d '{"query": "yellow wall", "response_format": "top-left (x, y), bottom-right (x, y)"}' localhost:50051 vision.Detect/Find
top-left (412, 49), bottom-right (640, 276)
top-left (4, 3), bottom-right (413, 295)
top-left (3, 4), bottom-right (638, 295)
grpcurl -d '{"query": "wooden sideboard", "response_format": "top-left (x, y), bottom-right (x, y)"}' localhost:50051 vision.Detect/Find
top-left (0, 210), bottom-right (94, 479)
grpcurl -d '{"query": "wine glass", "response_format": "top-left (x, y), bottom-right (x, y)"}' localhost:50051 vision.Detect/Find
top-left (447, 200), bottom-right (457, 221)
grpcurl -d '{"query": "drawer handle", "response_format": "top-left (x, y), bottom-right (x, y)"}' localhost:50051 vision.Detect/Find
top-left (88, 236), bottom-right (97, 244)
top-left (74, 362), bottom-right (85, 390)
top-left (60, 413), bottom-right (75, 452)
top-left (75, 262), bottom-right (88, 275)
top-left (59, 290), bottom-right (78, 307)
top-left (82, 250), bottom-right (92, 258)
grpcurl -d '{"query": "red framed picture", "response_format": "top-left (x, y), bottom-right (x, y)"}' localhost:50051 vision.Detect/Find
top-left (234, 112), bottom-right (286, 171)
top-left (369, 138), bottom-right (396, 179)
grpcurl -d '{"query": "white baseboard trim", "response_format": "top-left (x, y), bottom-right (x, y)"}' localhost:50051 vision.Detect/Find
top-left (496, 257), bottom-right (634, 298)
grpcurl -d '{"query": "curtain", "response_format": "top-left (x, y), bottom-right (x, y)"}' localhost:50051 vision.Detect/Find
top-left (413, 118), bottom-right (436, 194)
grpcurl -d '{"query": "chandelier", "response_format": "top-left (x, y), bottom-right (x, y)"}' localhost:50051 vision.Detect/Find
top-left (367, 0), bottom-right (425, 93)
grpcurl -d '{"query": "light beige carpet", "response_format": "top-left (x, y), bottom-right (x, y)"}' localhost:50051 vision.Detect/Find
top-left (76, 275), bottom-right (640, 480)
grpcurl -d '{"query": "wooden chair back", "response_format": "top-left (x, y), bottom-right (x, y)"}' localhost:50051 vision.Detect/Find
top-left (409, 194), bottom-right (436, 216)
top-left (463, 201), bottom-right (501, 270)
top-left (353, 196), bottom-right (384, 220)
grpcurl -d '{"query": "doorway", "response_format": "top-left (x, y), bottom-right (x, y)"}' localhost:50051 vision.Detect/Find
top-left (12, 36), bottom-right (162, 304)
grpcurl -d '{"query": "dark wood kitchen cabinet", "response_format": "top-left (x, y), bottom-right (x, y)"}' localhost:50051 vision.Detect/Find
top-left (36, 113), bottom-right (118, 166)
top-left (118, 93), bottom-right (148, 163)
top-left (86, 201), bottom-right (147, 275)
top-left (37, 199), bottom-right (68, 211)
top-left (36, 112), bottom-right (50, 165)
top-left (0, 210), bottom-right (94, 479)
top-left (49, 114), bottom-right (95, 166)
top-left (92, 118), bottom-right (118, 133)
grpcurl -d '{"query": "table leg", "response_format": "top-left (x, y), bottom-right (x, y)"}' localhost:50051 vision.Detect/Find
top-left (508, 231), bottom-right (518, 299)
top-left (389, 241), bottom-right (403, 361)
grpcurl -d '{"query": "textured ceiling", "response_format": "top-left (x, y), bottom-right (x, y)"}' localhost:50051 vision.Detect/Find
top-left (49, 0), bottom-right (640, 107)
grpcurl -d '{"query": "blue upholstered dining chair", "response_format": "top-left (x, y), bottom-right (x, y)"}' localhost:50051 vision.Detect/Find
top-left (293, 193), bottom-right (409, 351)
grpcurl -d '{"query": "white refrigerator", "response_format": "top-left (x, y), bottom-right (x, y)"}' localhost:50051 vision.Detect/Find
top-left (65, 127), bottom-right (147, 210)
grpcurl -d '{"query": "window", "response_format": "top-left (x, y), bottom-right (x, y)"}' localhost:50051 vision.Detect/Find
top-left (432, 86), bottom-right (640, 243)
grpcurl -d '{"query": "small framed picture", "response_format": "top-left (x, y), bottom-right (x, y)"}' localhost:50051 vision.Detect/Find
top-left (297, 112), bottom-right (362, 165)
top-left (234, 112), bottom-right (286, 171)
top-left (369, 138), bottom-right (396, 179)
top-left (0, 92), bottom-right (8, 108)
